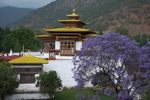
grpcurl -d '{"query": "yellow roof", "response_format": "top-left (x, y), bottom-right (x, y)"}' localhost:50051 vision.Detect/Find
top-left (67, 14), bottom-right (81, 17)
top-left (83, 34), bottom-right (97, 37)
top-left (9, 54), bottom-right (48, 64)
top-left (36, 34), bottom-right (55, 38)
top-left (44, 28), bottom-right (97, 33)
top-left (58, 20), bottom-right (87, 25)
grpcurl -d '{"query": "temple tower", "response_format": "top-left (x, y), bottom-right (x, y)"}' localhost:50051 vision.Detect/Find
top-left (37, 9), bottom-right (97, 58)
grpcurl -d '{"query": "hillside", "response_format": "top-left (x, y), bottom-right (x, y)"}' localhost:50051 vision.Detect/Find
top-left (11, 0), bottom-right (150, 35)
top-left (0, 3), bottom-right (8, 7)
top-left (0, 6), bottom-right (35, 27)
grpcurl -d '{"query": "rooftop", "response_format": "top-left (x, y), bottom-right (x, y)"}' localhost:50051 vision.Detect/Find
top-left (58, 20), bottom-right (87, 25)
top-left (44, 28), bottom-right (97, 33)
top-left (9, 54), bottom-right (48, 64)
top-left (0, 55), bottom-right (22, 61)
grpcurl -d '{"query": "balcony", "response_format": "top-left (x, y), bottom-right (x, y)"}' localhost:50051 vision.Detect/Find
top-left (49, 49), bottom-right (75, 56)
top-left (60, 50), bottom-right (75, 56)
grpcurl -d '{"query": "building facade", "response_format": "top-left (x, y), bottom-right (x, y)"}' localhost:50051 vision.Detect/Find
top-left (37, 9), bottom-right (97, 58)
top-left (7, 53), bottom-right (49, 100)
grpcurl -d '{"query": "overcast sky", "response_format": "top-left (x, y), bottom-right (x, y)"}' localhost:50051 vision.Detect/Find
top-left (0, 0), bottom-right (56, 8)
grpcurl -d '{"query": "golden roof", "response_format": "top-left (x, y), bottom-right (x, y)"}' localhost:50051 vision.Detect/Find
top-left (58, 20), bottom-right (87, 25)
top-left (9, 54), bottom-right (48, 64)
top-left (83, 34), bottom-right (97, 37)
top-left (44, 28), bottom-right (97, 33)
top-left (36, 34), bottom-right (55, 38)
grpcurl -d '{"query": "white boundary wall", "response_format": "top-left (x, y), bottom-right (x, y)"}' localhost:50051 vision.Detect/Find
top-left (5, 93), bottom-right (49, 100)
top-left (43, 60), bottom-right (77, 87)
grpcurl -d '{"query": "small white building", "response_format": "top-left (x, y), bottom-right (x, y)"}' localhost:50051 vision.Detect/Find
top-left (8, 53), bottom-right (49, 100)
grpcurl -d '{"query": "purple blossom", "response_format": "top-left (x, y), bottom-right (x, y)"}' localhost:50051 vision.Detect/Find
top-left (72, 33), bottom-right (150, 100)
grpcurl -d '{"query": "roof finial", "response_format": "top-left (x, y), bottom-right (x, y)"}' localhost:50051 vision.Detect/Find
top-left (72, 9), bottom-right (76, 14)
top-left (26, 49), bottom-right (31, 56)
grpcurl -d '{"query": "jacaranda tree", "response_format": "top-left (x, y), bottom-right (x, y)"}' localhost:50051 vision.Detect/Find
top-left (72, 33), bottom-right (150, 100)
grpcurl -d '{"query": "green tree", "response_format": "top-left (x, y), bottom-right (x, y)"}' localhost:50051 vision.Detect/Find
top-left (36, 71), bottom-right (62, 98)
top-left (141, 85), bottom-right (150, 100)
top-left (114, 26), bottom-right (129, 36)
top-left (2, 27), bottom-right (41, 52)
top-left (0, 61), bottom-right (19, 100)
top-left (0, 27), bottom-right (10, 52)
top-left (14, 39), bottom-right (22, 52)
top-left (133, 34), bottom-right (150, 47)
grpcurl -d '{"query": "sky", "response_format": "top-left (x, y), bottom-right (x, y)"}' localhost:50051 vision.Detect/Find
top-left (0, 0), bottom-right (56, 8)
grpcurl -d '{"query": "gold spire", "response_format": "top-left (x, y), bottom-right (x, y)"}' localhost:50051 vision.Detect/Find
top-left (72, 9), bottom-right (76, 15)
top-left (26, 49), bottom-right (31, 56)
top-left (66, 9), bottom-right (81, 20)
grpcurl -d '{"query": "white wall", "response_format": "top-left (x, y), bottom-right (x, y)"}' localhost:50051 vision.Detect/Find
top-left (43, 60), bottom-right (92, 88)
top-left (5, 93), bottom-right (49, 100)
top-left (76, 41), bottom-right (82, 50)
top-left (35, 74), bottom-right (39, 85)
top-left (17, 74), bottom-right (20, 80)
top-left (55, 41), bottom-right (60, 50)
top-left (43, 60), bottom-right (77, 87)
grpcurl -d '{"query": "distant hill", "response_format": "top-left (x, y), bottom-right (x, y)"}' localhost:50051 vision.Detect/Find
top-left (0, 6), bottom-right (35, 27)
top-left (0, 3), bottom-right (8, 7)
top-left (11, 0), bottom-right (150, 35)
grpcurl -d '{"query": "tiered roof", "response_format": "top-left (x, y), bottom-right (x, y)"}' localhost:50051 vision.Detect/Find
top-left (44, 28), bottom-right (95, 33)
top-left (37, 9), bottom-right (97, 39)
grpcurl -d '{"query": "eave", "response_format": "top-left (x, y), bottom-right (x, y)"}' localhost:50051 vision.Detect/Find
top-left (57, 20), bottom-right (88, 25)
top-left (44, 28), bottom-right (97, 34)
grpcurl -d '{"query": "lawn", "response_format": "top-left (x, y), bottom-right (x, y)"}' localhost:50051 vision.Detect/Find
top-left (32, 88), bottom-right (116, 100)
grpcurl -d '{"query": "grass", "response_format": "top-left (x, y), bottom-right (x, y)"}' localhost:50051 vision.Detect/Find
top-left (32, 88), bottom-right (116, 100)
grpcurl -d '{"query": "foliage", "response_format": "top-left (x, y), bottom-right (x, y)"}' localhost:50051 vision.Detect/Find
top-left (0, 27), bottom-right (10, 52)
top-left (72, 33), bottom-right (150, 100)
top-left (141, 85), bottom-right (150, 100)
top-left (114, 26), bottom-right (129, 36)
top-left (14, 39), bottom-right (22, 52)
top-left (0, 61), bottom-right (19, 100)
top-left (36, 71), bottom-right (62, 98)
top-left (2, 27), bottom-right (41, 52)
top-left (97, 30), bottom-right (103, 35)
top-left (31, 88), bottom-right (115, 100)
top-left (133, 34), bottom-right (150, 47)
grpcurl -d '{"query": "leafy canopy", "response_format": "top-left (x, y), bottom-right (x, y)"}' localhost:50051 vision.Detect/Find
top-left (0, 27), bottom-right (10, 52)
top-left (72, 33), bottom-right (150, 100)
top-left (0, 61), bottom-right (19, 100)
top-left (36, 71), bottom-right (62, 98)
top-left (2, 27), bottom-right (41, 53)
top-left (114, 26), bottom-right (129, 36)
top-left (133, 34), bottom-right (150, 47)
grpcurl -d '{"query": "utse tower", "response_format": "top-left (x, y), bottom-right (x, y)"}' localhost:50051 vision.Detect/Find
top-left (37, 9), bottom-right (97, 59)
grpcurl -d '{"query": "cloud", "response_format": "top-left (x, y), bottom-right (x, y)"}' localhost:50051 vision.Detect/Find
top-left (0, 0), bottom-right (55, 8)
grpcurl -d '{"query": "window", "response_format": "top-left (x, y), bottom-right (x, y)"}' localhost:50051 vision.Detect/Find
top-left (60, 41), bottom-right (75, 50)
top-left (20, 74), bottom-right (35, 83)
top-left (60, 41), bottom-right (76, 56)
top-left (15, 68), bottom-right (42, 73)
